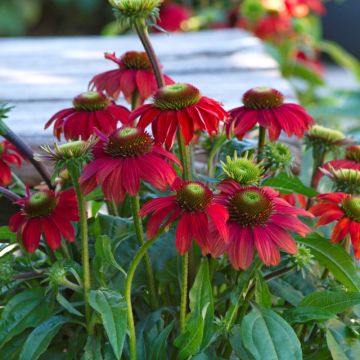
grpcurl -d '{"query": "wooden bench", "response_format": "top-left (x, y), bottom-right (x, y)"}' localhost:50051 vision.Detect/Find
top-left (0, 28), bottom-right (297, 185)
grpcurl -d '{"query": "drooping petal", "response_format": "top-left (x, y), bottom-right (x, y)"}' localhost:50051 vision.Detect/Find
top-left (175, 212), bottom-right (193, 255)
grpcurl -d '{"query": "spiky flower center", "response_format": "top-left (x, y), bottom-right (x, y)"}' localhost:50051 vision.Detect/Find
top-left (176, 182), bottom-right (212, 212)
top-left (73, 91), bottom-right (110, 111)
top-left (121, 51), bottom-right (151, 70)
top-left (24, 191), bottom-right (57, 218)
top-left (221, 154), bottom-right (262, 185)
top-left (105, 127), bottom-right (153, 157)
top-left (229, 188), bottom-right (273, 226)
top-left (268, 142), bottom-right (292, 163)
top-left (307, 125), bottom-right (345, 145)
top-left (242, 87), bottom-right (284, 109)
top-left (346, 145), bottom-right (360, 163)
top-left (58, 141), bottom-right (89, 159)
top-left (154, 84), bottom-right (201, 111)
top-left (342, 197), bottom-right (360, 222)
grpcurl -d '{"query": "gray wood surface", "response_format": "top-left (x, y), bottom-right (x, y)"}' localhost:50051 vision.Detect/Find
top-left (0, 29), bottom-right (297, 183)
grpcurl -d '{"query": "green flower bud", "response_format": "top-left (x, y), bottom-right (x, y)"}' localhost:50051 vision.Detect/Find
top-left (259, 142), bottom-right (293, 172)
top-left (221, 152), bottom-right (263, 185)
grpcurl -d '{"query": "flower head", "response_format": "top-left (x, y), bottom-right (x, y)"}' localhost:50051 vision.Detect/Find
top-left (216, 180), bottom-right (313, 269)
top-left (157, 3), bottom-right (190, 32)
top-left (45, 91), bottom-right (130, 141)
top-left (310, 192), bottom-right (360, 258)
top-left (227, 87), bottom-right (314, 141)
top-left (140, 178), bottom-right (228, 255)
top-left (0, 140), bottom-right (24, 187)
top-left (131, 83), bottom-right (228, 148)
top-left (9, 188), bottom-right (79, 252)
top-left (221, 152), bottom-right (263, 185)
top-left (259, 142), bottom-right (293, 172)
top-left (327, 168), bottom-right (360, 194)
top-left (346, 145), bottom-right (360, 163)
top-left (80, 127), bottom-right (180, 203)
top-left (90, 52), bottom-right (174, 104)
top-left (305, 125), bottom-right (348, 152)
top-left (110, 0), bottom-right (162, 26)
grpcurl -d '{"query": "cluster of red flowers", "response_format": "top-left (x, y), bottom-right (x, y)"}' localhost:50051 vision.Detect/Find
top-left (8, 45), bottom-right (360, 268)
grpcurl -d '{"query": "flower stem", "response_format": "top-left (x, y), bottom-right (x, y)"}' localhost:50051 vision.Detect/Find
top-left (257, 126), bottom-right (266, 161)
top-left (0, 186), bottom-right (21, 202)
top-left (125, 228), bottom-right (164, 360)
top-left (3, 125), bottom-right (52, 188)
top-left (68, 167), bottom-right (91, 334)
top-left (130, 195), bottom-right (158, 309)
top-left (134, 19), bottom-right (165, 88)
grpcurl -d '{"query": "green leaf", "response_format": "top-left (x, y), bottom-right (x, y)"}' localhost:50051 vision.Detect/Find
top-left (81, 335), bottom-right (103, 360)
top-left (149, 321), bottom-right (174, 360)
top-left (283, 306), bottom-right (334, 324)
top-left (319, 40), bottom-right (360, 81)
top-left (0, 288), bottom-right (53, 349)
top-left (240, 306), bottom-right (302, 360)
top-left (0, 226), bottom-right (16, 241)
top-left (326, 319), bottom-right (360, 360)
top-left (0, 331), bottom-right (30, 360)
top-left (301, 291), bottom-right (360, 314)
top-left (19, 316), bottom-right (69, 360)
top-left (255, 272), bottom-right (272, 308)
top-left (56, 292), bottom-right (83, 317)
top-left (230, 325), bottom-right (256, 360)
top-left (263, 172), bottom-right (317, 197)
top-left (296, 233), bottom-right (360, 292)
top-left (98, 214), bottom-right (132, 240)
top-left (268, 278), bottom-right (304, 306)
top-left (175, 259), bottom-right (214, 359)
top-left (89, 289), bottom-right (127, 359)
top-left (95, 235), bottom-right (126, 276)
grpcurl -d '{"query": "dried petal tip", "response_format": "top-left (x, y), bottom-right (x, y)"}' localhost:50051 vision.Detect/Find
top-left (154, 84), bottom-right (201, 111)
top-left (242, 87), bottom-right (284, 109)
top-left (346, 145), bottom-right (360, 163)
top-left (24, 191), bottom-right (58, 218)
top-left (110, 0), bottom-right (162, 26)
top-left (221, 152), bottom-right (263, 185)
top-left (260, 142), bottom-right (293, 171)
top-left (229, 187), bottom-right (273, 226)
top-left (176, 181), bottom-right (213, 212)
top-left (105, 127), bottom-right (153, 157)
top-left (73, 91), bottom-right (110, 111)
top-left (342, 196), bottom-right (360, 222)
top-left (121, 51), bottom-right (151, 70)
top-left (306, 125), bottom-right (345, 146)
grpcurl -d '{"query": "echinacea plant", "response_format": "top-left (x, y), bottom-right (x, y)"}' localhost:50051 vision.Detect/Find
top-left (1, 3), bottom-right (360, 360)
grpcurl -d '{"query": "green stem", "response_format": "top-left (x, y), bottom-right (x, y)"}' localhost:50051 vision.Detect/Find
top-left (134, 19), bottom-right (165, 88)
top-left (68, 167), bottom-right (91, 334)
top-left (125, 228), bottom-right (164, 360)
top-left (207, 134), bottom-right (226, 177)
top-left (177, 132), bottom-right (191, 181)
top-left (11, 172), bottom-right (26, 191)
top-left (257, 126), bottom-right (266, 161)
top-left (130, 195), bottom-right (158, 309)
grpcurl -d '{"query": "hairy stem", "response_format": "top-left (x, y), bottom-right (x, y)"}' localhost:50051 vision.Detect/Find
top-left (68, 167), bottom-right (91, 334)
top-left (134, 19), bottom-right (165, 88)
top-left (257, 125), bottom-right (266, 161)
top-left (125, 228), bottom-right (164, 360)
top-left (130, 195), bottom-right (158, 309)
top-left (3, 125), bottom-right (52, 188)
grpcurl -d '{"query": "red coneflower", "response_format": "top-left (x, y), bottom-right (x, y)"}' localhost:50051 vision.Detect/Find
top-left (45, 91), bottom-right (130, 141)
top-left (216, 179), bottom-right (313, 269)
top-left (314, 145), bottom-right (360, 185)
top-left (131, 83), bottom-right (228, 148)
top-left (280, 193), bottom-right (307, 208)
top-left (89, 52), bottom-right (174, 104)
top-left (140, 178), bottom-right (228, 255)
top-left (0, 140), bottom-right (24, 187)
top-left (79, 127), bottom-right (180, 203)
top-left (285, 0), bottom-right (325, 17)
top-left (227, 87), bottom-right (314, 141)
top-left (157, 3), bottom-right (190, 32)
top-left (310, 192), bottom-right (360, 258)
top-left (9, 188), bottom-right (79, 253)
